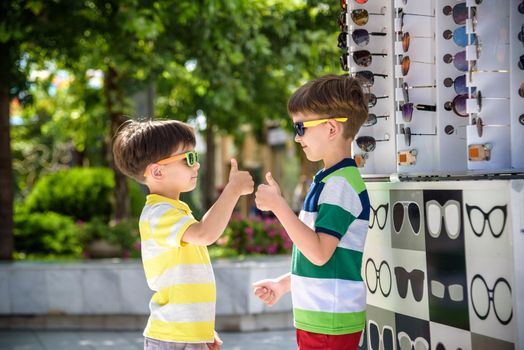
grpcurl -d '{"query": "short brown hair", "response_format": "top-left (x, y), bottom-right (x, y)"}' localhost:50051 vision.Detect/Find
top-left (112, 119), bottom-right (196, 183)
top-left (287, 74), bottom-right (368, 140)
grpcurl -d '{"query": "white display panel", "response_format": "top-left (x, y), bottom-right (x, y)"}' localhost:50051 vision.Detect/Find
top-left (341, 0), bottom-right (524, 175)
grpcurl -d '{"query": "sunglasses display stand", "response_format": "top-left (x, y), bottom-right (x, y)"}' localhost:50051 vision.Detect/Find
top-left (346, 0), bottom-right (524, 176)
top-left (343, 2), bottom-right (398, 175)
top-left (510, 0), bottom-right (524, 169)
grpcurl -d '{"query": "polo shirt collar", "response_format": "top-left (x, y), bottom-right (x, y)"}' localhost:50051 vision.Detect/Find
top-left (146, 194), bottom-right (192, 214)
top-left (313, 158), bottom-right (356, 183)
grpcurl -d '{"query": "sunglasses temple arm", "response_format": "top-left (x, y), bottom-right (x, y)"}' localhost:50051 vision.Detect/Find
top-left (370, 32), bottom-right (387, 36)
top-left (415, 104), bottom-right (437, 111)
top-left (371, 53), bottom-right (388, 57)
top-left (410, 84), bottom-right (436, 89)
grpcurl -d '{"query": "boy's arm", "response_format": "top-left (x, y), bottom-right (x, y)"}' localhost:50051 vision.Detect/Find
top-left (256, 173), bottom-right (339, 266)
top-left (183, 159), bottom-right (254, 246)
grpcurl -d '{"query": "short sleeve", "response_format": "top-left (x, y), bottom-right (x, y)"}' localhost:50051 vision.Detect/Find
top-left (150, 205), bottom-right (198, 248)
top-left (315, 176), bottom-right (362, 239)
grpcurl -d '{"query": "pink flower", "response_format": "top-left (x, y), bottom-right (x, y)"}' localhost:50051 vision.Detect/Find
top-left (284, 241), bottom-right (293, 250)
top-left (267, 244), bottom-right (278, 254)
top-left (133, 242), bottom-right (141, 251)
top-left (245, 227), bottom-right (253, 236)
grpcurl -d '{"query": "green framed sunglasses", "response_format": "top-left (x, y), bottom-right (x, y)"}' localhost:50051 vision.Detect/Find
top-left (144, 150), bottom-right (198, 176)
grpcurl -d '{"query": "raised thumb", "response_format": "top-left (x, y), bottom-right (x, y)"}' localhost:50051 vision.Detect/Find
top-left (230, 158), bottom-right (238, 173)
top-left (266, 172), bottom-right (276, 186)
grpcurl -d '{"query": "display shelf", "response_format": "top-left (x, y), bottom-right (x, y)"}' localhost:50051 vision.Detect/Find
top-left (339, 0), bottom-right (524, 176)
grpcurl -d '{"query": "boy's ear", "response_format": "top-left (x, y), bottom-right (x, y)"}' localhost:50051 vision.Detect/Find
top-left (327, 119), bottom-right (342, 139)
top-left (151, 164), bottom-right (163, 179)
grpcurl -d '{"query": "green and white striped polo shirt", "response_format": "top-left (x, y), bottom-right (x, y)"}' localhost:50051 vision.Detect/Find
top-left (291, 158), bottom-right (370, 335)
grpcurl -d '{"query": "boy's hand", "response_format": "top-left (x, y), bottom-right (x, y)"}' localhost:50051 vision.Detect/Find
top-left (253, 278), bottom-right (285, 307)
top-left (227, 158), bottom-right (254, 196)
top-left (255, 172), bottom-right (282, 211)
top-left (206, 330), bottom-right (223, 350)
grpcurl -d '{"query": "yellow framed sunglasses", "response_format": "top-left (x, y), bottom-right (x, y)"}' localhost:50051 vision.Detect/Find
top-left (293, 117), bottom-right (348, 136)
top-left (143, 150), bottom-right (198, 176)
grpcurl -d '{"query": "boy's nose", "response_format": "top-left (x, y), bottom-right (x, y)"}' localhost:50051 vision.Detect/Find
top-left (294, 134), bottom-right (301, 143)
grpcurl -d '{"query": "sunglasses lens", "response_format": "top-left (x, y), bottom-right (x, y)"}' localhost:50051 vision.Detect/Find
top-left (402, 32), bottom-right (410, 52)
top-left (368, 94), bottom-right (377, 108)
top-left (519, 83), bottom-right (524, 98)
top-left (401, 56), bottom-right (410, 76)
top-left (520, 2), bottom-right (524, 14)
top-left (364, 114), bottom-right (377, 127)
top-left (356, 71), bottom-right (374, 86)
top-left (339, 54), bottom-right (349, 71)
top-left (519, 55), bottom-right (524, 70)
top-left (355, 0), bottom-right (368, 3)
top-left (338, 32), bottom-right (348, 49)
top-left (454, 94), bottom-right (468, 117)
top-left (352, 29), bottom-right (370, 46)
top-left (404, 127), bottom-right (412, 146)
top-left (188, 152), bottom-right (198, 166)
top-left (338, 12), bottom-right (347, 30)
top-left (402, 82), bottom-right (409, 102)
top-left (476, 117), bottom-right (483, 137)
top-left (294, 123), bottom-right (305, 136)
top-left (454, 75), bottom-right (467, 94)
top-left (454, 51), bottom-right (468, 71)
top-left (452, 3), bottom-right (468, 25)
top-left (356, 136), bottom-right (376, 152)
top-left (351, 9), bottom-right (369, 26)
top-left (445, 125), bottom-right (455, 135)
top-left (401, 103), bottom-right (414, 122)
top-left (353, 50), bottom-right (372, 67)
top-left (453, 26), bottom-right (469, 47)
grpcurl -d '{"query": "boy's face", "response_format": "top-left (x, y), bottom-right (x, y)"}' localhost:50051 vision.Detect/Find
top-left (146, 145), bottom-right (200, 193)
top-left (292, 112), bottom-right (331, 162)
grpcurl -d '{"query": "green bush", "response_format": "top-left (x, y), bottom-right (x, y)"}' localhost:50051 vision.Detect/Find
top-left (218, 214), bottom-right (292, 255)
top-left (79, 217), bottom-right (141, 258)
top-left (24, 167), bottom-right (146, 221)
top-left (14, 210), bottom-right (82, 256)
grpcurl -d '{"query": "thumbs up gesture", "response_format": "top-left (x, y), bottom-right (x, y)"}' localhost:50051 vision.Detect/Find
top-left (227, 159), bottom-right (254, 196)
top-left (255, 172), bottom-right (282, 212)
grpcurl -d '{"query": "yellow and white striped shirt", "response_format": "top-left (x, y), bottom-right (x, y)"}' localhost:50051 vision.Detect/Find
top-left (139, 194), bottom-right (215, 343)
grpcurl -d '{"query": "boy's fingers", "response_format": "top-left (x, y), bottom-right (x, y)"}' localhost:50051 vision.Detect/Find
top-left (230, 158), bottom-right (238, 173)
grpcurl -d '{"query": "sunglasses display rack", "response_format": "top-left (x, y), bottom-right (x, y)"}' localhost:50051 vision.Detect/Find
top-left (342, 0), bottom-right (524, 177)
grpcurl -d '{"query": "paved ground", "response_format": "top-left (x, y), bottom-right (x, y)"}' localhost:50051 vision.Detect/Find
top-left (0, 329), bottom-right (297, 350)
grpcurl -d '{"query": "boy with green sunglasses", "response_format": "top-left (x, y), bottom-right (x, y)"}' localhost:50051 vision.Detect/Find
top-left (253, 74), bottom-right (370, 350)
top-left (113, 119), bottom-right (254, 350)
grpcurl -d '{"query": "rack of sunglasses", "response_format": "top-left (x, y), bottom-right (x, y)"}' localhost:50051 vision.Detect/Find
top-left (339, 0), bottom-right (524, 176)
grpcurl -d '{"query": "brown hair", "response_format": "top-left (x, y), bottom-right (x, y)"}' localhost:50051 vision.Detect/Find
top-left (112, 119), bottom-right (196, 183)
top-left (287, 74), bottom-right (369, 140)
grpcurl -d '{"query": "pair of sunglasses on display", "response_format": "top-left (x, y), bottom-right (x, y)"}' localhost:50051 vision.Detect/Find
top-left (143, 150), bottom-right (199, 176)
top-left (340, 0), bottom-right (368, 11)
top-left (444, 75), bottom-right (476, 95)
top-left (338, 8), bottom-right (385, 30)
top-left (400, 82), bottom-right (437, 122)
top-left (445, 91), bottom-right (509, 118)
top-left (443, 26), bottom-right (476, 48)
top-left (399, 126), bottom-right (437, 147)
top-left (356, 134), bottom-right (390, 153)
top-left (398, 55), bottom-right (434, 76)
top-left (339, 29), bottom-right (387, 48)
top-left (354, 70), bottom-right (388, 87)
top-left (293, 117), bottom-right (348, 137)
top-left (340, 51), bottom-right (388, 69)
top-left (443, 2), bottom-right (477, 26)
top-left (367, 93), bottom-right (388, 108)
top-left (398, 32), bottom-right (433, 53)
top-left (363, 113), bottom-right (389, 127)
